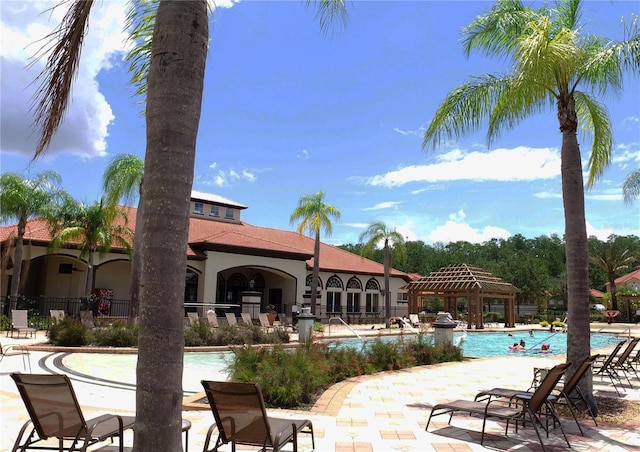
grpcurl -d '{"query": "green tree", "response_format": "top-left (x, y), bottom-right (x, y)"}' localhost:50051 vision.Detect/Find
top-left (102, 154), bottom-right (145, 323)
top-left (422, 0), bottom-right (639, 394)
top-left (623, 169), bottom-right (640, 205)
top-left (290, 191), bottom-right (341, 316)
top-left (359, 221), bottom-right (406, 327)
top-left (47, 197), bottom-right (133, 296)
top-left (0, 171), bottom-right (64, 305)
top-left (588, 235), bottom-right (635, 312)
top-left (31, 1), bottom-right (347, 449)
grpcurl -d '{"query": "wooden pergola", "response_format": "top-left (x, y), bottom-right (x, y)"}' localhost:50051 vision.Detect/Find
top-left (402, 263), bottom-right (520, 329)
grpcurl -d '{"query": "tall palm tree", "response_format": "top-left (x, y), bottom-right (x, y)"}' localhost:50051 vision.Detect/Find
top-left (47, 197), bottom-right (133, 296)
top-left (290, 191), bottom-right (341, 315)
top-left (30, 1), bottom-right (347, 449)
top-left (589, 235), bottom-right (634, 313)
top-left (102, 154), bottom-right (144, 323)
top-left (422, 0), bottom-right (639, 395)
top-left (0, 171), bottom-right (64, 308)
top-left (623, 169), bottom-right (640, 205)
top-left (359, 221), bottom-right (406, 328)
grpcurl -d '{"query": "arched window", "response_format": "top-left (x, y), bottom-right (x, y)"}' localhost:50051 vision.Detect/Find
top-left (346, 277), bottom-right (362, 314)
top-left (365, 278), bottom-right (380, 315)
top-left (326, 275), bottom-right (343, 315)
top-left (250, 273), bottom-right (265, 290)
top-left (305, 274), bottom-right (323, 290)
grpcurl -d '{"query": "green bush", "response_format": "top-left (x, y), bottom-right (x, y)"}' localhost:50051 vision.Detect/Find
top-left (48, 317), bottom-right (90, 347)
top-left (184, 323), bottom-right (290, 347)
top-left (228, 333), bottom-right (464, 409)
top-left (92, 321), bottom-right (138, 347)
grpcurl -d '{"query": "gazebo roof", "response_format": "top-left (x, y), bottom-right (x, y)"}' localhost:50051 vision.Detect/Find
top-left (402, 263), bottom-right (520, 295)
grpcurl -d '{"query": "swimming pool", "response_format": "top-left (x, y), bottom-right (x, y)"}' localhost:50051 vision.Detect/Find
top-left (59, 331), bottom-right (622, 393)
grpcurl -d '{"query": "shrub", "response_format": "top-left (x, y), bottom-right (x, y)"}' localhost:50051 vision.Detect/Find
top-left (92, 321), bottom-right (138, 347)
top-left (48, 317), bottom-right (90, 347)
top-left (228, 333), bottom-right (464, 409)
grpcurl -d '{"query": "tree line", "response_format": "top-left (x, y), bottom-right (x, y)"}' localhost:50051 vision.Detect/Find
top-left (340, 233), bottom-right (640, 310)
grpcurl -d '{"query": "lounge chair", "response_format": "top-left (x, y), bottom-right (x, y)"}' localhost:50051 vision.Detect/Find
top-left (10, 373), bottom-right (135, 452)
top-left (593, 338), bottom-right (637, 394)
top-left (475, 355), bottom-right (600, 434)
top-left (50, 310), bottom-right (66, 324)
top-left (241, 312), bottom-right (253, 326)
top-left (278, 314), bottom-right (295, 331)
top-left (612, 337), bottom-right (639, 382)
top-left (200, 380), bottom-right (314, 452)
top-left (1, 340), bottom-right (31, 372)
top-left (79, 311), bottom-right (95, 329)
top-left (426, 362), bottom-right (572, 451)
top-left (258, 313), bottom-right (274, 332)
top-left (206, 310), bottom-right (219, 328)
top-left (225, 313), bottom-right (238, 327)
top-left (187, 311), bottom-right (200, 326)
top-left (9, 310), bottom-right (36, 338)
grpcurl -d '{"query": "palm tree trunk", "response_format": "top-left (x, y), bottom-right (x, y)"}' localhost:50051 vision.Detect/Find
top-left (560, 100), bottom-right (593, 394)
top-left (9, 220), bottom-right (26, 307)
top-left (85, 251), bottom-right (94, 296)
top-left (384, 241), bottom-right (391, 328)
top-left (128, 198), bottom-right (145, 323)
top-left (134, 1), bottom-right (208, 451)
top-left (310, 230), bottom-right (321, 316)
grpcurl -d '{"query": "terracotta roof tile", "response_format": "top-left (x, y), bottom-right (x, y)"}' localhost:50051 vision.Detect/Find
top-left (1, 206), bottom-right (410, 280)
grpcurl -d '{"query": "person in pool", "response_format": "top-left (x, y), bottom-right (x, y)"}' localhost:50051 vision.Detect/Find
top-left (541, 343), bottom-right (550, 353)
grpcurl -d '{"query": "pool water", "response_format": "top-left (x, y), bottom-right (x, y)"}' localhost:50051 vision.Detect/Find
top-left (453, 331), bottom-right (621, 358)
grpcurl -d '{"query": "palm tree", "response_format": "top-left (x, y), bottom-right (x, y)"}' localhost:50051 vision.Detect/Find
top-left (422, 0), bottom-right (639, 395)
top-left (290, 191), bottom-right (341, 315)
top-left (0, 171), bottom-right (64, 309)
top-left (359, 221), bottom-right (406, 328)
top-left (102, 154), bottom-right (144, 323)
top-left (623, 169), bottom-right (640, 204)
top-left (30, 1), bottom-right (347, 449)
top-left (589, 235), bottom-right (634, 313)
top-left (47, 197), bottom-right (133, 296)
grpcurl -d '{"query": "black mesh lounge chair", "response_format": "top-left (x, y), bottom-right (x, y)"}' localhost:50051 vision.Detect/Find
top-left (10, 373), bottom-right (135, 452)
top-left (201, 380), bottom-right (314, 452)
top-left (426, 362), bottom-right (571, 451)
top-left (475, 355), bottom-right (600, 434)
top-left (612, 337), bottom-right (640, 382)
top-left (593, 338), bottom-right (638, 394)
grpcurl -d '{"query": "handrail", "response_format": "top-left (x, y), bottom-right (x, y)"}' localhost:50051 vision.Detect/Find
top-left (327, 317), bottom-right (365, 343)
top-left (596, 325), bottom-right (631, 339)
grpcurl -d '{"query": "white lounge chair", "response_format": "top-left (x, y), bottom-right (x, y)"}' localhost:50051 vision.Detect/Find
top-left (9, 310), bottom-right (36, 338)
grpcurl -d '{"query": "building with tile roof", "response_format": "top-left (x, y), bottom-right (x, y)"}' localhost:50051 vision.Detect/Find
top-left (1, 192), bottom-right (413, 321)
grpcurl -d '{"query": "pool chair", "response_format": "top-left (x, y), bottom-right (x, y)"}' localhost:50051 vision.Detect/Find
top-left (475, 355), bottom-right (600, 435)
top-left (593, 338), bottom-right (638, 394)
top-left (206, 310), bottom-right (220, 328)
top-left (426, 362), bottom-right (571, 451)
top-left (241, 312), bottom-right (253, 326)
top-left (9, 310), bottom-right (37, 338)
top-left (201, 380), bottom-right (314, 452)
top-left (225, 312), bottom-right (238, 327)
top-left (258, 313), bottom-right (274, 332)
top-left (1, 340), bottom-right (32, 372)
top-left (612, 337), bottom-right (640, 381)
top-left (10, 373), bottom-right (135, 452)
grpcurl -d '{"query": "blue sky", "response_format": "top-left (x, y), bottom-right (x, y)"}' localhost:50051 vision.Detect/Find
top-left (1, 0), bottom-right (639, 246)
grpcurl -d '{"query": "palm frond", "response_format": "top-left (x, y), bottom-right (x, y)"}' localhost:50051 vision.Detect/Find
top-left (305, 0), bottom-right (348, 37)
top-left (574, 92), bottom-right (612, 187)
top-left (124, 0), bottom-right (159, 100)
top-left (622, 169), bottom-right (640, 204)
top-left (552, 0), bottom-right (581, 32)
top-left (30, 0), bottom-right (95, 159)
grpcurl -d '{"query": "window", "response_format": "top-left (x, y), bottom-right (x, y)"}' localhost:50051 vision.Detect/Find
top-left (326, 291), bottom-right (341, 314)
top-left (366, 293), bottom-right (379, 314)
top-left (346, 292), bottom-right (360, 313)
top-left (396, 292), bottom-right (408, 303)
top-left (209, 205), bottom-right (219, 217)
top-left (224, 207), bottom-right (234, 219)
top-left (194, 202), bottom-right (204, 215)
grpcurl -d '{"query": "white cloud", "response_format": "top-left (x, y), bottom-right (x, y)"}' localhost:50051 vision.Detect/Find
top-left (366, 146), bottom-right (560, 187)
top-left (393, 127), bottom-right (417, 136)
top-left (362, 201), bottom-right (403, 211)
top-left (426, 209), bottom-right (510, 244)
top-left (0, 1), bottom-right (130, 159)
top-left (297, 149), bottom-right (311, 159)
top-left (198, 166), bottom-right (256, 187)
top-left (586, 221), bottom-right (614, 241)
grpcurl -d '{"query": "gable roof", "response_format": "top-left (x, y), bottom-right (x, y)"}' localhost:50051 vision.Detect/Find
top-left (401, 263), bottom-right (519, 294)
top-left (614, 268), bottom-right (640, 285)
top-left (0, 206), bottom-right (410, 281)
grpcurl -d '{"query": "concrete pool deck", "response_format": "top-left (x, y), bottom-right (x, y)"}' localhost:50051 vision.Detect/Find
top-left (1, 322), bottom-right (639, 451)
